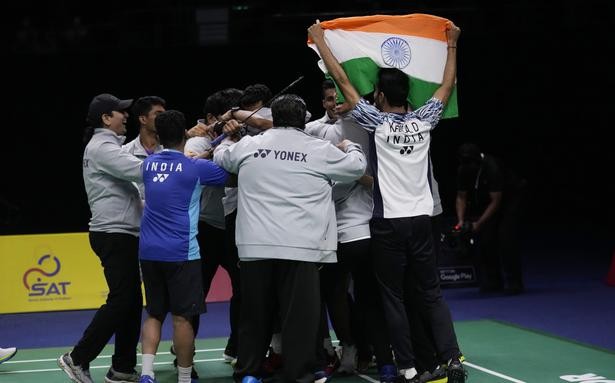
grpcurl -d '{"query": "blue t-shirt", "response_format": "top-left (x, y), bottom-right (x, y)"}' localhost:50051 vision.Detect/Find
top-left (139, 149), bottom-right (228, 262)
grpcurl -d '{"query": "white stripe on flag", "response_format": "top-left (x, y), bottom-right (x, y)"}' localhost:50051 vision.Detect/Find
top-left (310, 30), bottom-right (447, 84)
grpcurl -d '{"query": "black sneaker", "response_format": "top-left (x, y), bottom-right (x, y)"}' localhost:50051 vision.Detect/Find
top-left (170, 345), bottom-right (199, 379)
top-left (104, 367), bottom-right (140, 382)
top-left (190, 366), bottom-right (200, 380)
top-left (447, 356), bottom-right (467, 383)
top-left (419, 364), bottom-right (447, 383)
top-left (357, 353), bottom-right (375, 373)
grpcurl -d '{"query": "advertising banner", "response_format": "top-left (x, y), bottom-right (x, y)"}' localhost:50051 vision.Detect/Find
top-left (0, 232), bottom-right (233, 314)
top-left (0, 233), bottom-right (107, 314)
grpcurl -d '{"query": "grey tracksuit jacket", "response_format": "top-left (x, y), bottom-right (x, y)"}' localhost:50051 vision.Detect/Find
top-left (306, 115), bottom-right (374, 243)
top-left (83, 128), bottom-right (143, 236)
top-left (214, 127), bottom-right (366, 263)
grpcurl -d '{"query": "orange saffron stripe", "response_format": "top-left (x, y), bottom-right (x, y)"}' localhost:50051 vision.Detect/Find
top-left (308, 13), bottom-right (450, 43)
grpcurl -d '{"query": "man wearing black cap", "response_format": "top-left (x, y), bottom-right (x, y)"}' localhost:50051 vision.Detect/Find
top-left (58, 93), bottom-right (144, 383)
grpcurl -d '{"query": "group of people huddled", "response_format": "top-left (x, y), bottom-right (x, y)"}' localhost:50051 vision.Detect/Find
top-left (58, 21), bottom-right (467, 383)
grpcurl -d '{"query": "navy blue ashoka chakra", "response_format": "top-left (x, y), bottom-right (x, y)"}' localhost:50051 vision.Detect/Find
top-left (381, 37), bottom-right (411, 69)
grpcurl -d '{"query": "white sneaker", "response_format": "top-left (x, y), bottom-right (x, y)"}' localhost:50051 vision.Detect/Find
top-left (0, 347), bottom-right (17, 364)
top-left (337, 343), bottom-right (357, 374)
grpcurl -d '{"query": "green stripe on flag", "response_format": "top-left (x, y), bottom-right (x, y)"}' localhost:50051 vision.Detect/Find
top-left (330, 57), bottom-right (458, 119)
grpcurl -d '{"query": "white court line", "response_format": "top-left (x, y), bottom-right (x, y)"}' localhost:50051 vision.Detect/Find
top-left (0, 358), bottom-right (225, 375)
top-left (3, 347), bottom-right (226, 364)
top-left (356, 373), bottom-right (379, 383)
top-left (357, 362), bottom-right (526, 383)
top-left (4, 342), bottom-right (343, 365)
top-left (464, 361), bottom-right (526, 383)
top-left (2, 343), bottom-right (526, 383)
top-left (0, 358), bottom-right (527, 382)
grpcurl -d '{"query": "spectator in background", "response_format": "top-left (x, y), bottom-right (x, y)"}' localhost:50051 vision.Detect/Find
top-left (455, 142), bottom-right (528, 294)
top-left (62, 16), bottom-right (90, 50)
top-left (14, 17), bottom-right (40, 53)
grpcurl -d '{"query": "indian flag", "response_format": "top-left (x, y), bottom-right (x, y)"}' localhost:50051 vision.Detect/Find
top-left (307, 13), bottom-right (458, 118)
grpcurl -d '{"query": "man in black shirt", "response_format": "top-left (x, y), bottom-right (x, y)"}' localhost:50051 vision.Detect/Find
top-left (455, 142), bottom-right (527, 294)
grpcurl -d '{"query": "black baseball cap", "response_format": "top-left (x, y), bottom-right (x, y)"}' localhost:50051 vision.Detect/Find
top-left (86, 93), bottom-right (133, 125)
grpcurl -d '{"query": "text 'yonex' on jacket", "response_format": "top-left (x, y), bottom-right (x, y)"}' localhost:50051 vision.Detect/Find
top-left (214, 127), bottom-right (366, 263)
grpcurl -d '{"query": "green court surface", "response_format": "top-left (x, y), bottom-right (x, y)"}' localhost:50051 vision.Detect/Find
top-left (1, 320), bottom-right (614, 383)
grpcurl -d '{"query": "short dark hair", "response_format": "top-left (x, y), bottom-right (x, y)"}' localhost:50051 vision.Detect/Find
top-left (377, 68), bottom-right (409, 107)
top-left (155, 110), bottom-right (186, 148)
top-left (240, 84), bottom-right (272, 108)
top-left (131, 96), bottom-right (166, 118)
top-left (457, 142), bottom-right (483, 167)
top-left (321, 79), bottom-right (336, 99)
top-left (271, 94), bottom-right (306, 129)
top-left (203, 88), bottom-right (243, 117)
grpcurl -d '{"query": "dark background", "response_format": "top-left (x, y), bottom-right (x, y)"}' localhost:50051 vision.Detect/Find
top-left (1, 0), bottom-right (613, 238)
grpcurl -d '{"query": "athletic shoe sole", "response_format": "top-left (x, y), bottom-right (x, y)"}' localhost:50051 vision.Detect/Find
top-left (0, 350), bottom-right (17, 364)
top-left (57, 355), bottom-right (80, 383)
top-left (423, 377), bottom-right (447, 383)
top-left (447, 368), bottom-right (466, 383)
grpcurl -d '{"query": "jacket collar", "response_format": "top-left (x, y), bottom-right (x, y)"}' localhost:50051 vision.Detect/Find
top-left (94, 128), bottom-right (126, 145)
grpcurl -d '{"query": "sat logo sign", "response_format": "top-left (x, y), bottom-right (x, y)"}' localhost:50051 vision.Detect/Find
top-left (23, 254), bottom-right (71, 300)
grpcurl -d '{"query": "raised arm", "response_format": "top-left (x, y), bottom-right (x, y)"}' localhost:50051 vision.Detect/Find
top-left (432, 22), bottom-right (461, 105)
top-left (96, 142), bottom-right (143, 183)
top-left (220, 109), bottom-right (273, 131)
top-left (325, 139), bottom-right (367, 183)
top-left (308, 21), bottom-right (361, 108)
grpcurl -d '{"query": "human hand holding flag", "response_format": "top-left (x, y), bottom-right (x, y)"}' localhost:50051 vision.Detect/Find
top-left (307, 14), bottom-right (459, 118)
